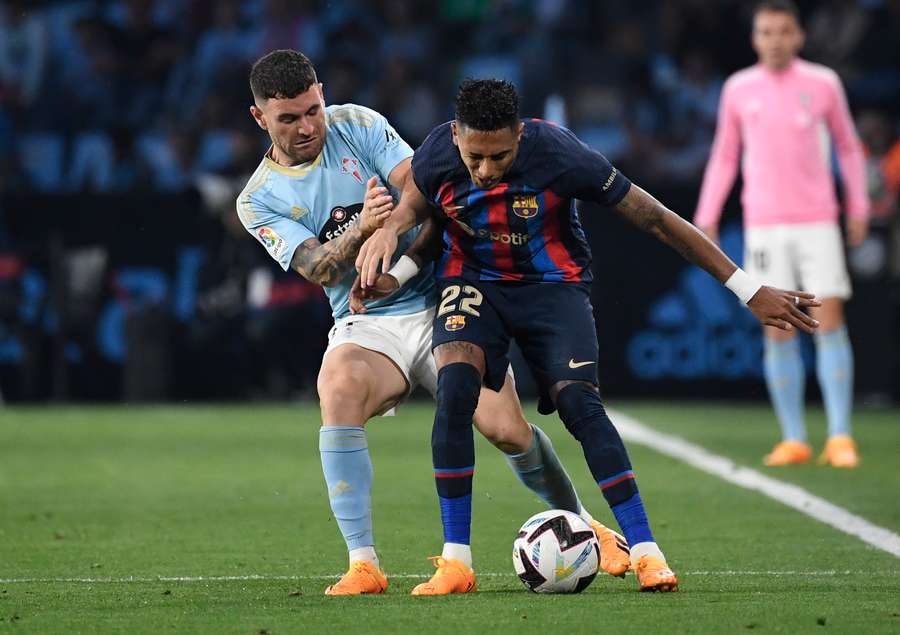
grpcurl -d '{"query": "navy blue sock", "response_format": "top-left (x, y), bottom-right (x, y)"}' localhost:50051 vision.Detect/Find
top-left (555, 382), bottom-right (639, 506)
top-left (433, 362), bottom-right (481, 545)
top-left (611, 492), bottom-right (655, 547)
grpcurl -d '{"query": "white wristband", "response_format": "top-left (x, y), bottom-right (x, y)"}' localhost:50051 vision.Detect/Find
top-left (724, 268), bottom-right (763, 304)
top-left (386, 255), bottom-right (420, 287)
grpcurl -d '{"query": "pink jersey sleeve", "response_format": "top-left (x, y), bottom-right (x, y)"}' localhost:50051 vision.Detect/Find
top-left (826, 73), bottom-right (869, 219)
top-left (694, 80), bottom-right (742, 228)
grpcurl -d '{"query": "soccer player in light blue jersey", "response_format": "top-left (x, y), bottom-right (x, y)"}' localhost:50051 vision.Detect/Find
top-left (236, 50), bottom-right (630, 596)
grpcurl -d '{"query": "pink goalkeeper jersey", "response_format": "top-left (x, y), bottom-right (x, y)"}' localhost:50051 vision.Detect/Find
top-left (694, 59), bottom-right (869, 228)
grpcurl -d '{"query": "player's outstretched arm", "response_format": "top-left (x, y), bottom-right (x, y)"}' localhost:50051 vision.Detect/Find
top-left (614, 184), bottom-right (822, 333)
top-left (356, 167), bottom-right (432, 288)
top-left (289, 177), bottom-right (393, 287)
top-left (348, 215), bottom-right (444, 314)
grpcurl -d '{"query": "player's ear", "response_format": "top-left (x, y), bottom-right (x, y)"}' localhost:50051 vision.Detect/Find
top-left (250, 105), bottom-right (267, 130)
top-left (516, 121), bottom-right (524, 141)
top-left (316, 82), bottom-right (325, 103)
top-left (451, 121), bottom-right (459, 146)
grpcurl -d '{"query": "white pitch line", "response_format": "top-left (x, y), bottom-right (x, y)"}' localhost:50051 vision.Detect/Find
top-left (1, 570), bottom-right (897, 584)
top-left (610, 409), bottom-right (900, 559)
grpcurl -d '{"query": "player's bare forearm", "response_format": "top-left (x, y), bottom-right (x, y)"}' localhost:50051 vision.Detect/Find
top-left (290, 220), bottom-right (367, 287)
top-left (614, 184), bottom-right (737, 283)
top-left (384, 170), bottom-right (431, 236)
top-left (405, 215), bottom-right (444, 267)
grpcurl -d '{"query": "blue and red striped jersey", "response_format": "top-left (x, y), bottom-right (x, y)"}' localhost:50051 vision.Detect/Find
top-left (412, 119), bottom-right (631, 283)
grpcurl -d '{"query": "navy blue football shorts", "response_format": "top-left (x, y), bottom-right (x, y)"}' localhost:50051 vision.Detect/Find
top-left (431, 277), bottom-right (600, 414)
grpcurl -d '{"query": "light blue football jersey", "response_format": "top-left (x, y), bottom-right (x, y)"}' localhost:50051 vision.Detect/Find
top-left (237, 103), bottom-right (435, 319)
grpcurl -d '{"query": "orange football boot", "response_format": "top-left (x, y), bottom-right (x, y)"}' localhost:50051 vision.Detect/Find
top-left (410, 557), bottom-right (477, 596)
top-left (763, 440), bottom-right (812, 466)
top-left (818, 435), bottom-right (859, 468)
top-left (590, 520), bottom-right (631, 577)
top-left (324, 561), bottom-right (388, 596)
top-left (635, 555), bottom-right (679, 592)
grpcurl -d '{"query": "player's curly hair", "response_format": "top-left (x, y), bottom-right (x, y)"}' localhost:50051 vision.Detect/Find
top-left (454, 79), bottom-right (520, 132)
top-left (250, 49), bottom-right (318, 101)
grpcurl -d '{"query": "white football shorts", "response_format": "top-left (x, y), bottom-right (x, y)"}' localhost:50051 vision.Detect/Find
top-left (324, 306), bottom-right (439, 399)
top-left (744, 221), bottom-right (851, 300)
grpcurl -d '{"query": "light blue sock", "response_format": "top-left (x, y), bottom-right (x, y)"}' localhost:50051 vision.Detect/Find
top-left (505, 424), bottom-right (581, 514)
top-left (319, 426), bottom-right (374, 551)
top-left (815, 326), bottom-right (854, 437)
top-left (763, 338), bottom-right (806, 442)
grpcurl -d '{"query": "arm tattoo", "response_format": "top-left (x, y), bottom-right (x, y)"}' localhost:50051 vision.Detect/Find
top-left (614, 184), bottom-right (728, 277)
top-left (614, 185), bottom-right (666, 233)
top-left (290, 218), bottom-right (367, 287)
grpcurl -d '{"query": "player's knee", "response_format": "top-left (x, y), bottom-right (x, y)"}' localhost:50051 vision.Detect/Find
top-left (317, 360), bottom-right (372, 411)
top-left (554, 381), bottom-right (605, 440)
top-left (436, 362), bottom-right (482, 415)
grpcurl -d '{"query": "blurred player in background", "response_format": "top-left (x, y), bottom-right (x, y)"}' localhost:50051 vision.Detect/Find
top-left (237, 50), bottom-right (628, 596)
top-left (356, 78), bottom-right (820, 594)
top-left (694, 0), bottom-right (870, 468)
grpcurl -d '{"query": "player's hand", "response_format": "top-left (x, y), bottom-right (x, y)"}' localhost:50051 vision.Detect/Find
top-left (349, 272), bottom-right (400, 314)
top-left (846, 217), bottom-right (869, 248)
top-left (698, 224), bottom-right (719, 245)
top-left (355, 228), bottom-right (398, 289)
top-left (359, 176), bottom-right (394, 236)
top-left (747, 287), bottom-right (821, 333)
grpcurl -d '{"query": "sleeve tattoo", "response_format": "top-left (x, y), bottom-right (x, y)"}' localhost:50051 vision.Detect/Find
top-left (289, 218), bottom-right (367, 287)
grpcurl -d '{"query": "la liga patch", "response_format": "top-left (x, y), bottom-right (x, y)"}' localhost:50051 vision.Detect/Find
top-left (258, 226), bottom-right (286, 258)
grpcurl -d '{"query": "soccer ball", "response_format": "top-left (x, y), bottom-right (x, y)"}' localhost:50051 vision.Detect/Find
top-left (512, 509), bottom-right (600, 593)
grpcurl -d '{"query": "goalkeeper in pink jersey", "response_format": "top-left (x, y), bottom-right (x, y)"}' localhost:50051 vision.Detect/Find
top-left (694, 1), bottom-right (870, 468)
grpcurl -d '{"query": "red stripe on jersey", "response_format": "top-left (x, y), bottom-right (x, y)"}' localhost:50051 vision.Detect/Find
top-left (439, 182), bottom-right (465, 278)
top-left (486, 183), bottom-right (524, 281)
top-left (541, 190), bottom-right (582, 282)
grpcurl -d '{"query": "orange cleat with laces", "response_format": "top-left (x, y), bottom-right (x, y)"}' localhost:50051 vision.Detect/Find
top-left (589, 520), bottom-right (631, 577)
top-left (763, 440), bottom-right (813, 466)
top-left (324, 561), bottom-right (388, 596)
top-left (410, 557), bottom-right (477, 596)
top-left (635, 555), bottom-right (679, 592)
top-left (818, 435), bottom-right (859, 468)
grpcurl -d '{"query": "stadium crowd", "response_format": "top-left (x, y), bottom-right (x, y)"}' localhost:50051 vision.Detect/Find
top-left (1, 0), bottom-right (899, 193)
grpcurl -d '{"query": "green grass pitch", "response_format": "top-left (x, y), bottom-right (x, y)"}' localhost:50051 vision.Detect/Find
top-left (1, 402), bottom-right (898, 634)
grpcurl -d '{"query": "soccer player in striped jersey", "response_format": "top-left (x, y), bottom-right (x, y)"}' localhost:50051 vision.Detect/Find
top-left (356, 78), bottom-right (821, 594)
top-left (694, 0), bottom-right (869, 468)
top-left (237, 50), bottom-right (628, 596)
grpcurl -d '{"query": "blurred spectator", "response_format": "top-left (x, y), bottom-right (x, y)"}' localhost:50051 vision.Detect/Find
top-left (857, 110), bottom-right (900, 221)
top-left (0, 0), bottom-right (48, 118)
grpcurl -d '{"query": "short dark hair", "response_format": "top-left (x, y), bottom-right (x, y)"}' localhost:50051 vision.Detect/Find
top-left (454, 79), bottom-right (520, 132)
top-left (249, 49), bottom-right (318, 101)
top-left (753, 0), bottom-right (800, 21)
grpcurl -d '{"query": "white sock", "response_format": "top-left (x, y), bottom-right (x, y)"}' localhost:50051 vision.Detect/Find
top-left (349, 546), bottom-right (379, 568)
top-left (630, 541), bottom-right (665, 562)
top-left (441, 542), bottom-right (472, 568)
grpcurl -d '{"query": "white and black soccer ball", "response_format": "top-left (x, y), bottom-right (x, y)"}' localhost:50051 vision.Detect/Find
top-left (512, 510), bottom-right (600, 593)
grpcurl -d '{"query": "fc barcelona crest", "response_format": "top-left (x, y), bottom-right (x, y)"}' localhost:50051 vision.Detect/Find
top-left (445, 315), bottom-right (466, 331)
top-left (512, 194), bottom-right (539, 219)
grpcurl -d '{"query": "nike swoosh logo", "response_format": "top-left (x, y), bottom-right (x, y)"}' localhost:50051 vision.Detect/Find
top-left (568, 359), bottom-right (595, 369)
top-left (444, 204), bottom-right (465, 210)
